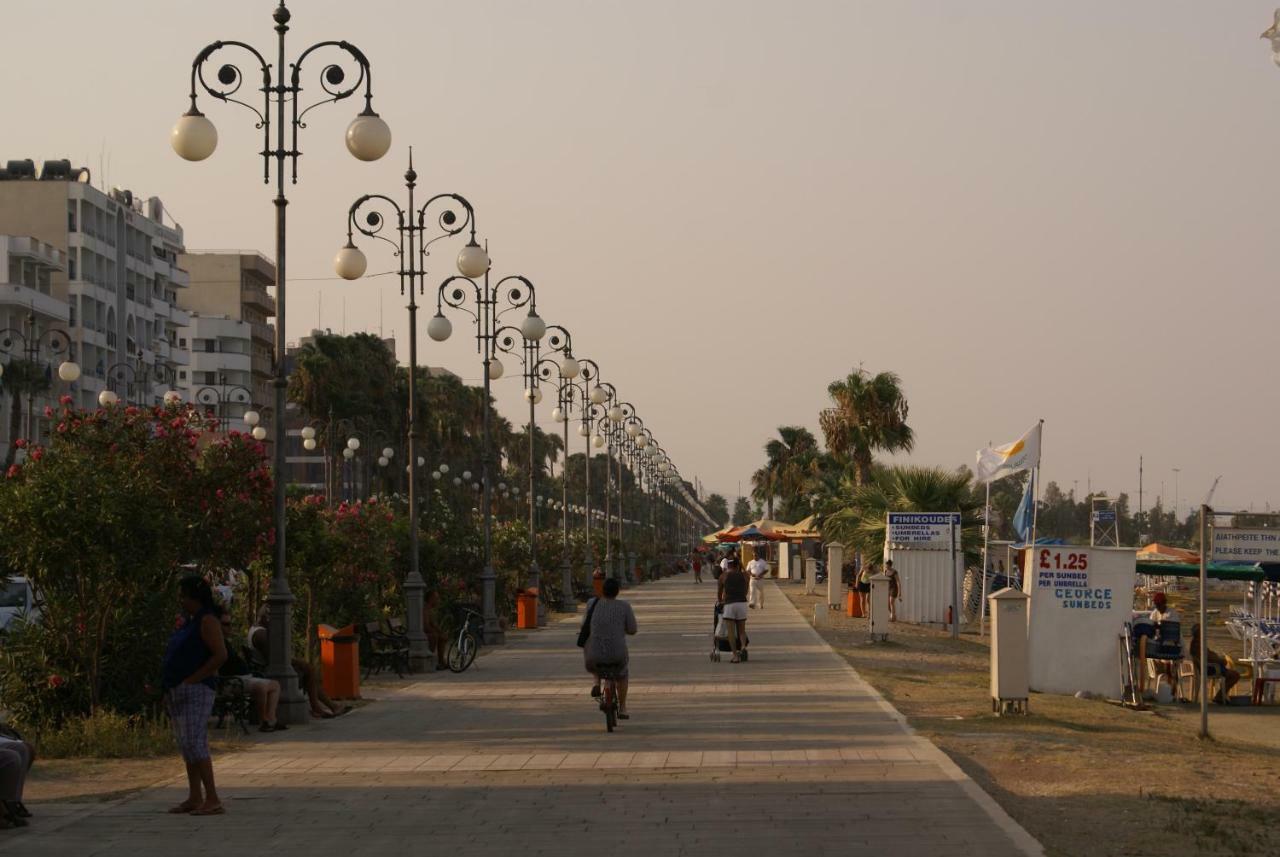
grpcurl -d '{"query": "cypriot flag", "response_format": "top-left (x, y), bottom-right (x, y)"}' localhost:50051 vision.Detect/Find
top-left (976, 423), bottom-right (1042, 484)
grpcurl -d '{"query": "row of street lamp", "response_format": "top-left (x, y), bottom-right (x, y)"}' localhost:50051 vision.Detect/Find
top-left (166, 0), bottom-right (714, 722)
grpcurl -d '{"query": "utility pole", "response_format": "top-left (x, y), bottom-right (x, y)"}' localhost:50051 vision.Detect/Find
top-left (1173, 468), bottom-right (1181, 528)
top-left (1138, 455), bottom-right (1143, 532)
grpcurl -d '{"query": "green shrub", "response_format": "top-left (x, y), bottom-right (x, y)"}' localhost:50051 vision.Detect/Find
top-left (22, 709), bottom-right (175, 759)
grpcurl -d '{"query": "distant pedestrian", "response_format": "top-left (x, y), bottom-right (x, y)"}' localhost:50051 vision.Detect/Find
top-left (885, 559), bottom-right (901, 621)
top-left (692, 556), bottom-right (703, 584)
top-left (162, 575), bottom-right (227, 816)
top-left (747, 554), bottom-right (770, 609)
top-left (856, 561), bottom-right (874, 617)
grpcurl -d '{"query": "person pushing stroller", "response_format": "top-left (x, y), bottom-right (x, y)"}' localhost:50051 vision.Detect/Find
top-left (716, 556), bottom-right (751, 663)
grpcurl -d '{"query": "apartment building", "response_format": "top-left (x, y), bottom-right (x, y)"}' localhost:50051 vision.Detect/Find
top-left (0, 159), bottom-right (190, 422)
top-left (176, 251), bottom-right (277, 437)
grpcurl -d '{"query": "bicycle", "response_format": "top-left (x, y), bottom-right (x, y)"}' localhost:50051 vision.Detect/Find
top-left (447, 606), bottom-right (483, 673)
top-left (596, 663), bottom-right (624, 732)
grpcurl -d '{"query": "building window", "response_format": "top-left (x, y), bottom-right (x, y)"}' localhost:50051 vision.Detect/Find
top-left (179, 370), bottom-right (187, 381)
top-left (68, 253), bottom-right (77, 280)
top-left (68, 205), bottom-right (77, 233)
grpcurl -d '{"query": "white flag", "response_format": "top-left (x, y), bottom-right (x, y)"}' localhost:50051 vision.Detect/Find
top-left (976, 423), bottom-right (1041, 484)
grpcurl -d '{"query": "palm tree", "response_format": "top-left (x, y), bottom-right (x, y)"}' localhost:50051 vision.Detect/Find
top-left (751, 425), bottom-right (820, 521)
top-left (3, 359), bottom-right (49, 468)
top-left (821, 464), bottom-right (982, 562)
top-left (819, 368), bottom-right (914, 487)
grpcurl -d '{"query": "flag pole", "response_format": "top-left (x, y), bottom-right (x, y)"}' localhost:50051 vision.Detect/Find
top-left (1027, 420), bottom-right (1044, 587)
top-left (980, 478), bottom-right (991, 637)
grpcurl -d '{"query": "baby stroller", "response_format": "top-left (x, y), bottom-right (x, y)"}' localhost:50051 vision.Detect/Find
top-left (710, 602), bottom-right (748, 662)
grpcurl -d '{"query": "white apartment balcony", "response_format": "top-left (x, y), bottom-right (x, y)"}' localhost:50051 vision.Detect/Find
top-left (0, 283), bottom-right (68, 325)
top-left (3, 236), bottom-right (64, 269)
top-left (189, 350), bottom-right (251, 374)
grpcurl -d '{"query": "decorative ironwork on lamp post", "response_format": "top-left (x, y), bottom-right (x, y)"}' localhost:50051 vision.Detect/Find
top-left (0, 312), bottom-right (80, 446)
top-left (333, 162), bottom-right (477, 667)
top-left (102, 348), bottom-right (176, 408)
top-left (427, 272), bottom-right (546, 644)
top-left (496, 324), bottom-right (575, 613)
top-left (172, 0), bottom-right (391, 724)
top-left (536, 350), bottom-right (584, 612)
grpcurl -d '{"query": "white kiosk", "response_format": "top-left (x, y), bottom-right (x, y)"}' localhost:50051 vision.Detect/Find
top-left (885, 512), bottom-right (963, 626)
top-left (1025, 545), bottom-right (1137, 699)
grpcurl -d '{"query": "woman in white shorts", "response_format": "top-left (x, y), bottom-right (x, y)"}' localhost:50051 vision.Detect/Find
top-left (718, 558), bottom-right (751, 663)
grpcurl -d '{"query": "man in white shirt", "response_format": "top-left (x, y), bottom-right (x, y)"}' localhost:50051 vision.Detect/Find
top-left (746, 555), bottom-right (770, 609)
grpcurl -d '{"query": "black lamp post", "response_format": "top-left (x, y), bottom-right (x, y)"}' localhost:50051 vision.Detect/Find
top-left (172, 0), bottom-right (391, 724)
top-left (0, 311), bottom-right (80, 447)
top-left (191, 381), bottom-right (255, 434)
top-left (334, 170), bottom-right (477, 667)
top-left (496, 324), bottom-right (575, 613)
top-left (427, 273), bottom-right (546, 644)
top-left (536, 352), bottom-right (587, 613)
top-left (102, 348), bottom-right (175, 408)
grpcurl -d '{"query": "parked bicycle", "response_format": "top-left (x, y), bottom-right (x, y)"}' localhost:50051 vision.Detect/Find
top-left (447, 605), bottom-right (483, 673)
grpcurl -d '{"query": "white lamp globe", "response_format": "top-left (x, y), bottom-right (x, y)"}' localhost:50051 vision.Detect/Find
top-left (345, 110), bottom-right (392, 161)
top-left (252, 426), bottom-right (267, 441)
top-left (487, 356), bottom-right (504, 380)
top-left (334, 242), bottom-right (367, 280)
top-left (636, 435), bottom-right (649, 448)
top-left (560, 356), bottom-right (580, 379)
top-left (658, 462), bottom-right (670, 473)
top-left (473, 482), bottom-right (481, 491)
top-left (524, 387), bottom-right (543, 405)
top-left (378, 456), bottom-right (389, 467)
top-left (303, 437), bottom-right (317, 451)
top-left (383, 447), bottom-right (394, 459)
top-left (608, 405), bottom-right (623, 422)
top-left (171, 111), bottom-right (218, 161)
top-left (439, 463), bottom-right (449, 473)
top-left (551, 406), bottom-right (563, 422)
top-left (456, 242), bottom-right (489, 278)
top-left (589, 386), bottom-right (607, 405)
top-left (427, 313), bottom-right (453, 342)
top-left (343, 447), bottom-right (355, 460)
top-left (244, 410), bottom-right (261, 427)
top-left (98, 389), bottom-right (118, 407)
top-left (164, 390), bottom-right (182, 405)
top-left (625, 421), bottom-right (641, 437)
top-left (347, 437), bottom-right (360, 451)
top-left (58, 361), bottom-right (81, 382)
top-left (432, 471), bottom-right (442, 481)
top-left (462, 470), bottom-right (472, 480)
top-left (499, 483), bottom-right (507, 491)
top-left (519, 311), bottom-right (546, 342)
top-left (301, 425), bottom-right (316, 440)
top-left (453, 477), bottom-right (462, 486)
top-left (578, 423), bottom-right (590, 437)
top-left (592, 434), bottom-right (605, 449)
top-left (417, 456), bottom-right (426, 467)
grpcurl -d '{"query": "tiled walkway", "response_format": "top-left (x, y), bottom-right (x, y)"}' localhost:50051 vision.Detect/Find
top-left (14, 574), bottom-right (1041, 856)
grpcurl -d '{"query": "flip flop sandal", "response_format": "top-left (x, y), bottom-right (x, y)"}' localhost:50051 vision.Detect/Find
top-left (190, 806), bottom-right (226, 816)
top-left (167, 803), bottom-right (198, 814)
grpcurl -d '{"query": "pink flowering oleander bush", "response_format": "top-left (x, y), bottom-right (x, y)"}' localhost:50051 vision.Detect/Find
top-left (0, 400), bottom-right (272, 731)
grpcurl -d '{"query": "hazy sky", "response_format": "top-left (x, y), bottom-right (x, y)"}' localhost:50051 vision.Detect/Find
top-left (8, 1), bottom-right (1280, 520)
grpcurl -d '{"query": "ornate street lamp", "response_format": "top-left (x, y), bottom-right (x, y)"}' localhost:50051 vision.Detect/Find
top-left (335, 163), bottom-right (477, 665)
top-left (496, 324), bottom-right (574, 612)
top-left (172, 0), bottom-right (389, 724)
top-left (192, 381), bottom-right (255, 434)
top-left (0, 312), bottom-right (80, 446)
top-left (537, 350), bottom-right (587, 612)
top-left (428, 272), bottom-right (546, 643)
top-left (103, 347), bottom-right (177, 408)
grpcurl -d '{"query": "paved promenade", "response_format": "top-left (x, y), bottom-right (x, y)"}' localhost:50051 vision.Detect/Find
top-left (14, 573), bottom-right (1040, 856)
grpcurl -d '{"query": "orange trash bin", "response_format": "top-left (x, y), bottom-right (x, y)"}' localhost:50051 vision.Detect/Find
top-left (592, 570), bottom-right (605, 598)
top-left (317, 623), bottom-right (360, 700)
top-left (517, 588), bottom-right (539, 629)
top-left (846, 589), bottom-right (863, 619)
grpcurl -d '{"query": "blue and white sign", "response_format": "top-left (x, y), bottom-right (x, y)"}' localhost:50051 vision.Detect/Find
top-left (1211, 528), bottom-right (1280, 563)
top-left (887, 512), bottom-right (962, 550)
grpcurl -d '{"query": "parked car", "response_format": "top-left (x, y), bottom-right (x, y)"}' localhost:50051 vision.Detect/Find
top-left (0, 577), bottom-right (40, 632)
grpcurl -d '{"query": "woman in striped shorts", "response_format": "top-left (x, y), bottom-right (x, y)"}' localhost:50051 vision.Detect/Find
top-left (161, 575), bottom-right (228, 816)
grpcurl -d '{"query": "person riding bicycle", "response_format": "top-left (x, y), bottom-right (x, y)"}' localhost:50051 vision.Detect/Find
top-left (582, 578), bottom-right (638, 719)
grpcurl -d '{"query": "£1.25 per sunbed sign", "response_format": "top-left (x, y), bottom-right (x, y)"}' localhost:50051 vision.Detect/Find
top-left (1211, 528), bottom-right (1280, 563)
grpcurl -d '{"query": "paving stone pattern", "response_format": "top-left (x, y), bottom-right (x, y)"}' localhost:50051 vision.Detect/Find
top-left (12, 575), bottom-right (1041, 856)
